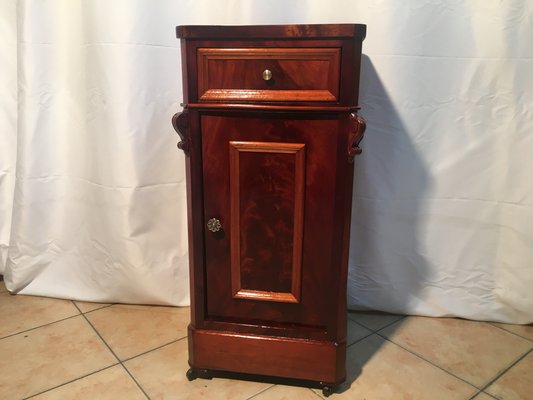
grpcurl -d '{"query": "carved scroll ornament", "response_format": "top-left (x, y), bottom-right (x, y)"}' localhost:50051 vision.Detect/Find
top-left (172, 111), bottom-right (190, 155)
top-left (347, 112), bottom-right (366, 163)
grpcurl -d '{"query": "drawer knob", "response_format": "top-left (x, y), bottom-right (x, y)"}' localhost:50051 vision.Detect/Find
top-left (262, 69), bottom-right (272, 81)
top-left (207, 218), bottom-right (222, 233)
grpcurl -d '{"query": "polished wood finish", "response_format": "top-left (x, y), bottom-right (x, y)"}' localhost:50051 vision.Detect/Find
top-left (185, 103), bottom-right (361, 111)
top-left (197, 48), bottom-right (340, 102)
top-left (348, 112), bottom-right (367, 163)
top-left (180, 37), bottom-right (364, 106)
top-left (229, 141), bottom-right (305, 304)
top-left (189, 327), bottom-right (345, 383)
top-left (201, 114), bottom-right (345, 328)
top-left (174, 24), bottom-right (366, 392)
top-left (171, 111), bottom-right (190, 155)
top-left (177, 23), bottom-right (366, 40)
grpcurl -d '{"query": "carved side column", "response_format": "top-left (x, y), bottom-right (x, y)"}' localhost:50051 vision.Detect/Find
top-left (347, 112), bottom-right (366, 163)
top-left (172, 111), bottom-right (190, 156)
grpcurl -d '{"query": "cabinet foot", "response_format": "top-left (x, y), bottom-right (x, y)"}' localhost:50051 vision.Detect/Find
top-left (186, 368), bottom-right (213, 381)
top-left (322, 385), bottom-right (334, 397)
top-left (186, 368), bottom-right (197, 381)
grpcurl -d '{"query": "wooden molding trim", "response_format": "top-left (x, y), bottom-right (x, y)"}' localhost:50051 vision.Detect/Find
top-left (229, 141), bottom-right (306, 304)
top-left (189, 326), bottom-right (346, 385)
top-left (200, 89), bottom-right (337, 102)
top-left (171, 111), bottom-right (190, 155)
top-left (184, 103), bottom-right (361, 112)
top-left (347, 112), bottom-right (366, 163)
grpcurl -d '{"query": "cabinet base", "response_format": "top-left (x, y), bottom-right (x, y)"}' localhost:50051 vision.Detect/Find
top-left (188, 325), bottom-right (346, 387)
top-left (186, 367), bottom-right (336, 396)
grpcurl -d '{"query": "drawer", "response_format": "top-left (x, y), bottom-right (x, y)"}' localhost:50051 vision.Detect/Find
top-left (197, 48), bottom-right (340, 102)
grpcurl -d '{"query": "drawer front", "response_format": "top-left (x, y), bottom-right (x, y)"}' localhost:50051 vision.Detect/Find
top-left (197, 48), bottom-right (340, 102)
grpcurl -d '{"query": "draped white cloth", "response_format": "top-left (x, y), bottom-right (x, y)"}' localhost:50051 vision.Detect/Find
top-left (1, 0), bottom-right (532, 323)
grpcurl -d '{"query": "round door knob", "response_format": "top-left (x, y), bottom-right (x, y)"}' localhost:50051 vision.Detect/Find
top-left (262, 69), bottom-right (272, 81)
top-left (207, 218), bottom-right (222, 233)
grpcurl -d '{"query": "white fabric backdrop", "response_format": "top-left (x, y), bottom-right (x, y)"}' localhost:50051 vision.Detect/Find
top-left (1, 0), bottom-right (532, 323)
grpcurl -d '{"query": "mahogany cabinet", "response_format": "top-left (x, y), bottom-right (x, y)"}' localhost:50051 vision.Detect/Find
top-left (173, 24), bottom-right (366, 396)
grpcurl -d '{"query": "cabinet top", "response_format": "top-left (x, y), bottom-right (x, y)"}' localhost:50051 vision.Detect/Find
top-left (176, 24), bottom-right (366, 40)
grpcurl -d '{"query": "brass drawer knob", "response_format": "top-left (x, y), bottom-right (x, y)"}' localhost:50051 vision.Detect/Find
top-left (262, 69), bottom-right (272, 81)
top-left (207, 218), bottom-right (222, 233)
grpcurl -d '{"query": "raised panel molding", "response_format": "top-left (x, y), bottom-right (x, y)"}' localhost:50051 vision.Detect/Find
top-left (229, 141), bottom-right (305, 303)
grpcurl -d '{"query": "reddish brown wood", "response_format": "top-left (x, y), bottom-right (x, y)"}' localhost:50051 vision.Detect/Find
top-left (189, 326), bottom-right (346, 385)
top-left (183, 38), bottom-right (362, 106)
top-left (177, 23), bottom-right (366, 40)
top-left (347, 112), bottom-right (367, 162)
top-left (200, 89), bottom-right (337, 102)
top-left (175, 24), bottom-right (366, 391)
top-left (202, 114), bottom-right (342, 327)
top-left (197, 48), bottom-right (340, 102)
top-left (171, 111), bottom-right (190, 155)
top-left (229, 141), bottom-right (305, 304)
top-left (186, 103), bottom-right (360, 111)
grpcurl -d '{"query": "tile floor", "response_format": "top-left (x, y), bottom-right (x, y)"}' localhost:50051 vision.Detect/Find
top-left (0, 278), bottom-right (532, 400)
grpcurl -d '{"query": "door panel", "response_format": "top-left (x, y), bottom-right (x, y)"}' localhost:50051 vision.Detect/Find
top-left (202, 113), bottom-right (339, 328)
top-left (229, 141), bottom-right (305, 303)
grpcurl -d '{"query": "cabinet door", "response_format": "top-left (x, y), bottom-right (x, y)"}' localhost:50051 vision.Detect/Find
top-left (202, 113), bottom-right (343, 329)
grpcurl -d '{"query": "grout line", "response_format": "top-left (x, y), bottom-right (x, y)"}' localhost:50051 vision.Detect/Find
top-left (72, 300), bottom-right (115, 314)
top-left (488, 322), bottom-right (533, 343)
top-left (79, 313), bottom-right (190, 399)
top-left (374, 315), bottom-right (407, 333)
top-left (85, 303), bottom-right (115, 313)
top-left (0, 313), bottom-right (81, 341)
top-left (347, 313), bottom-right (406, 333)
top-left (79, 312), bottom-right (122, 363)
top-left (121, 335), bottom-right (188, 363)
top-left (79, 312), bottom-right (152, 400)
top-left (347, 330), bottom-right (375, 348)
top-left (245, 384), bottom-right (276, 399)
top-left (376, 331), bottom-right (480, 391)
top-left (476, 348), bottom-right (532, 395)
top-left (374, 319), bottom-right (533, 394)
top-left (346, 314), bottom-right (407, 348)
top-left (22, 363), bottom-right (121, 399)
top-left (467, 390), bottom-right (482, 400)
top-left (468, 390), bottom-right (498, 400)
top-left (346, 316), bottom-right (371, 330)
top-left (310, 387), bottom-right (326, 399)
top-left (120, 363), bottom-right (151, 400)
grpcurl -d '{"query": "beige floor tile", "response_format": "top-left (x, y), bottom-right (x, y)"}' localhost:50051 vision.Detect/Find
top-left (251, 385), bottom-right (320, 400)
top-left (124, 339), bottom-right (271, 400)
top-left (0, 316), bottom-right (117, 399)
top-left (0, 291), bottom-right (80, 338)
top-left (31, 365), bottom-right (146, 400)
top-left (313, 334), bottom-right (476, 399)
top-left (0, 279), bottom-right (6, 292)
top-left (347, 311), bottom-right (403, 331)
top-left (486, 351), bottom-right (533, 400)
top-left (471, 393), bottom-right (497, 400)
top-left (492, 322), bottom-right (533, 342)
top-left (347, 319), bottom-right (372, 346)
top-left (85, 304), bottom-right (189, 360)
top-left (75, 301), bottom-right (112, 313)
top-left (380, 316), bottom-right (533, 388)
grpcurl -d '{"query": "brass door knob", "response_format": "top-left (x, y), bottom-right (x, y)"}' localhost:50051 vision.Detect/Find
top-left (262, 69), bottom-right (272, 81)
top-left (207, 218), bottom-right (222, 233)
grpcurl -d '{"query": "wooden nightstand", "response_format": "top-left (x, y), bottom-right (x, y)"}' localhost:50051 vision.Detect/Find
top-left (173, 24), bottom-right (366, 396)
